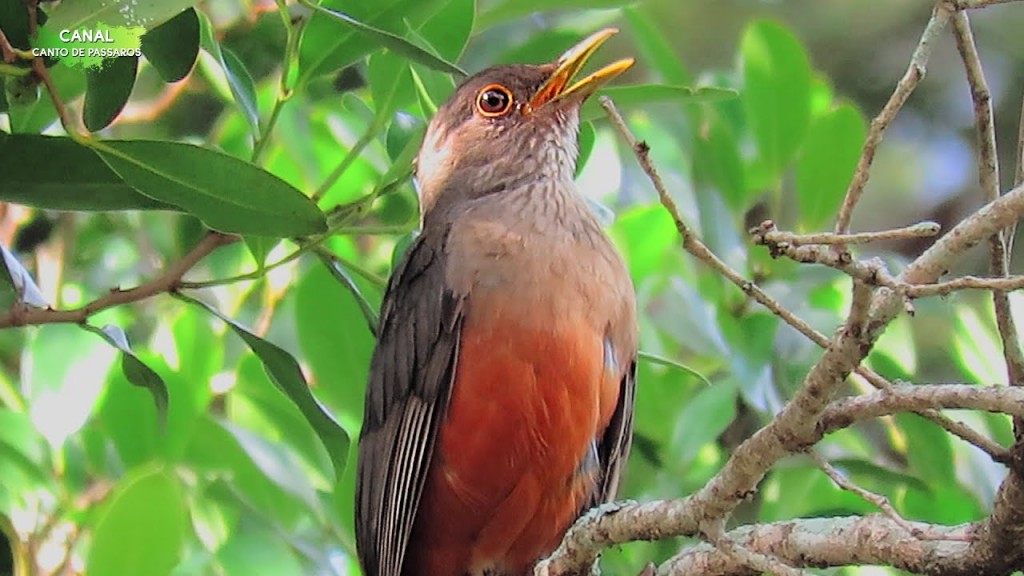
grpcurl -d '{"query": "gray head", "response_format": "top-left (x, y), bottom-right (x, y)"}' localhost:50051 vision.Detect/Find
top-left (414, 29), bottom-right (633, 219)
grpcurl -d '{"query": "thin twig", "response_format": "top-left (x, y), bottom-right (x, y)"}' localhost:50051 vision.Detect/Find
top-left (31, 57), bottom-right (78, 136)
top-left (0, 232), bottom-right (237, 328)
top-left (754, 220), bottom-right (940, 246)
top-left (1017, 90), bottom-right (1024, 189)
top-left (951, 0), bottom-right (1023, 8)
top-left (1015, 88), bottom-right (1024, 438)
top-left (821, 383), bottom-right (1024, 430)
top-left (0, 27), bottom-right (21, 63)
top-left (951, 13), bottom-right (1024, 427)
top-left (833, 3), bottom-right (953, 234)
top-left (2, 3), bottom-right (79, 136)
top-left (313, 122), bottom-right (379, 202)
top-left (806, 449), bottom-right (931, 539)
top-left (904, 275), bottom-right (1024, 296)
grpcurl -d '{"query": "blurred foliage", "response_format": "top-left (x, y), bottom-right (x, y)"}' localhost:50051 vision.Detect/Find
top-left (0, 0), bottom-right (1018, 575)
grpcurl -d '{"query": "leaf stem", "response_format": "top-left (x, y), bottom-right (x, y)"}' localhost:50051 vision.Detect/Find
top-left (251, 0), bottom-right (303, 164)
top-left (312, 121), bottom-right (379, 202)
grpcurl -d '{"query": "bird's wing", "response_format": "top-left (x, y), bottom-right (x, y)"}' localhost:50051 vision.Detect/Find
top-left (595, 358), bottom-right (637, 505)
top-left (355, 234), bottom-right (464, 576)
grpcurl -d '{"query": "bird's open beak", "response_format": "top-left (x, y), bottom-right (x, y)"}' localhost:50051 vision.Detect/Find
top-left (528, 28), bottom-right (634, 111)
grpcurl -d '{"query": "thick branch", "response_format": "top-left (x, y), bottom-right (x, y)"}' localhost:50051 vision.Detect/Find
top-left (659, 516), bottom-right (977, 576)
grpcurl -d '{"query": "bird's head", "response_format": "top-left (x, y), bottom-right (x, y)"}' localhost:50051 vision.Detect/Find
top-left (415, 28), bottom-right (633, 217)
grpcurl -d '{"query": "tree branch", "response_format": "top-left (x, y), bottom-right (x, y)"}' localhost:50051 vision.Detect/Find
top-left (659, 516), bottom-right (976, 576)
top-left (806, 449), bottom-right (928, 538)
top-left (547, 103), bottom-right (1024, 576)
top-left (833, 3), bottom-right (953, 234)
top-left (0, 232), bottom-right (237, 328)
top-left (951, 10), bottom-right (1024, 445)
top-left (820, 384), bottom-right (1024, 432)
top-left (753, 220), bottom-right (940, 246)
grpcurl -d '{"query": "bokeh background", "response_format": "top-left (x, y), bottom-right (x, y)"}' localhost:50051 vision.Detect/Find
top-left (2, 0), bottom-right (1023, 574)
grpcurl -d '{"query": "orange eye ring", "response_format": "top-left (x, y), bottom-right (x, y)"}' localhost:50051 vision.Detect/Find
top-left (475, 84), bottom-right (514, 117)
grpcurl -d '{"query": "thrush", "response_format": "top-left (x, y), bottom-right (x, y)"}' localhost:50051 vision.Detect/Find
top-left (356, 29), bottom-right (638, 576)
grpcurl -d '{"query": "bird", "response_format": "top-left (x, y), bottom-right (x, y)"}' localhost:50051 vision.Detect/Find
top-left (355, 28), bottom-right (638, 576)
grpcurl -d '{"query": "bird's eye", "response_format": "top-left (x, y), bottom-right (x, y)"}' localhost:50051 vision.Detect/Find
top-left (476, 84), bottom-right (514, 117)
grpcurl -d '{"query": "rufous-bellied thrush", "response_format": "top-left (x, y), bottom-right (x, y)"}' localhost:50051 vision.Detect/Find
top-left (356, 29), bottom-right (638, 576)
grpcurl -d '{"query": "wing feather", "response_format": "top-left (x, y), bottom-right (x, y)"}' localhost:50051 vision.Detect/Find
top-left (595, 359), bottom-right (637, 505)
top-left (355, 235), bottom-right (464, 576)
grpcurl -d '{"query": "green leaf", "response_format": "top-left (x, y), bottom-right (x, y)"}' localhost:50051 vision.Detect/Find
top-left (83, 56), bottom-right (139, 131)
top-left (87, 466), bottom-right (187, 576)
top-left (478, 0), bottom-right (638, 28)
top-left (376, 125), bottom-right (422, 192)
top-left (141, 8), bottom-right (200, 82)
top-left (0, 134), bottom-right (178, 211)
top-left (0, 0), bottom-right (35, 51)
top-left (496, 30), bottom-right (580, 66)
top-left (296, 0), bottom-right (451, 84)
top-left (90, 140), bottom-right (326, 237)
top-left (220, 48), bottom-right (260, 135)
top-left (233, 355), bottom-right (332, 481)
top-left (953, 304), bottom-right (1004, 384)
top-left (199, 13), bottom-right (260, 136)
top-left (868, 309), bottom-right (916, 379)
top-left (7, 65), bottom-right (86, 134)
top-left (0, 409), bottom-right (51, 488)
top-left (610, 204), bottom-right (679, 282)
top-left (86, 324), bottom-right (169, 425)
top-left (418, 0), bottom-right (475, 62)
top-left (897, 413), bottom-right (955, 483)
top-left (294, 264), bottom-right (377, 435)
top-left (831, 458), bottom-right (930, 494)
top-left (409, 63), bottom-right (453, 118)
top-left (316, 253), bottom-right (380, 336)
top-left (367, 50), bottom-right (414, 122)
top-left (902, 481), bottom-right (983, 524)
top-left (47, 1), bottom-right (200, 32)
top-left (638, 351), bottom-right (712, 388)
top-left (671, 380), bottom-right (737, 466)
top-left (99, 358), bottom-right (160, 468)
top-left (186, 417), bottom-right (310, 523)
top-left (243, 236), bottom-right (276, 270)
top-left (796, 103), bottom-right (866, 229)
top-left (385, 114), bottom-right (425, 162)
top-left (298, 1), bottom-right (382, 84)
top-left (580, 85), bottom-right (737, 122)
top-left (215, 520), bottom-right (305, 575)
top-left (299, 1), bottom-right (464, 77)
top-left (741, 19), bottom-right (812, 175)
top-left (219, 422), bottom-right (321, 510)
top-left (4, 75), bottom-right (38, 107)
top-left (170, 306), bottom-right (224, 391)
top-left (624, 6), bottom-right (690, 86)
top-left (181, 295), bottom-right (350, 477)
top-left (693, 113), bottom-right (747, 211)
